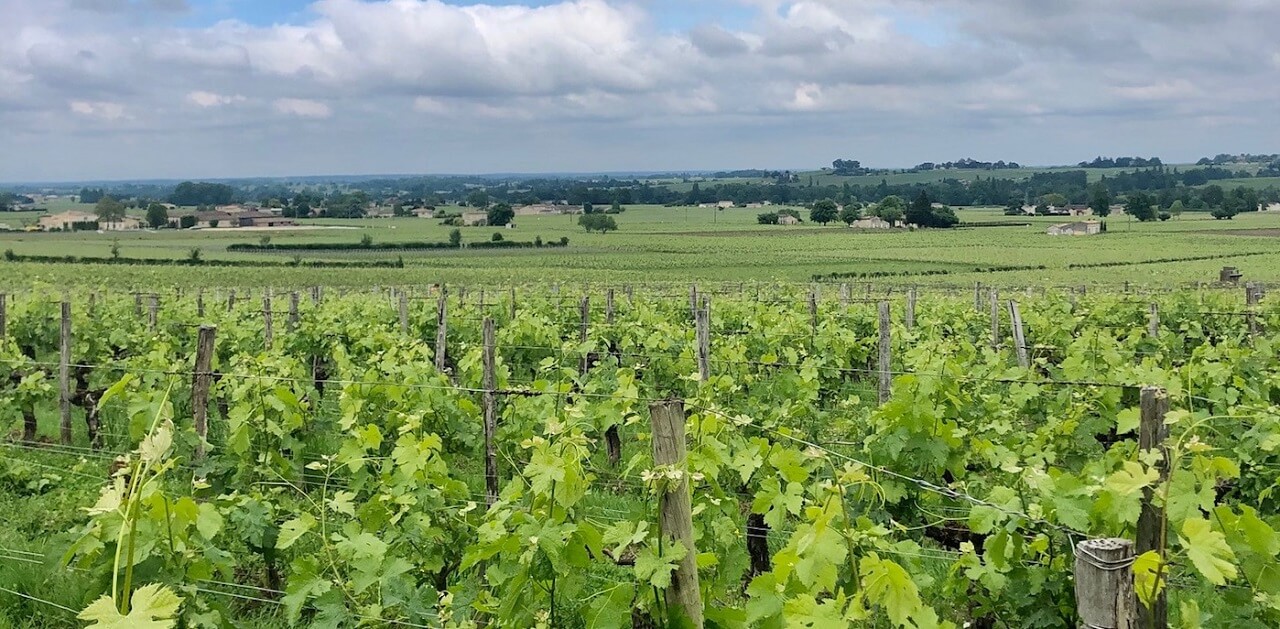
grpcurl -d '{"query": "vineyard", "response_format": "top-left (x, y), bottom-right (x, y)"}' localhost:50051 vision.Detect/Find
top-left (0, 282), bottom-right (1277, 628)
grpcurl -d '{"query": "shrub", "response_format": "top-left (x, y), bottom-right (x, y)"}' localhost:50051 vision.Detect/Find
top-left (757, 212), bottom-right (779, 225)
top-left (492, 232), bottom-right (504, 242)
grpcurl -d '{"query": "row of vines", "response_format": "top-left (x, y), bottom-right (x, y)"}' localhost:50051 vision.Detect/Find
top-left (0, 284), bottom-right (1277, 628)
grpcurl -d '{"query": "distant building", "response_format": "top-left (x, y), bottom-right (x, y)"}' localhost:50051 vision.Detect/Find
top-left (777, 214), bottom-right (801, 225)
top-left (515, 203), bottom-right (565, 216)
top-left (850, 217), bottom-right (892, 229)
top-left (461, 211), bottom-right (488, 226)
top-left (1046, 221), bottom-right (1102, 236)
top-left (38, 211), bottom-right (141, 231)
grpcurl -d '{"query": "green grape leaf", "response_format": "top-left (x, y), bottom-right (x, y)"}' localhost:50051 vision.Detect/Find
top-left (1178, 517), bottom-right (1237, 585)
top-left (277, 513), bottom-right (316, 550)
top-left (79, 584), bottom-right (182, 629)
top-left (634, 540), bottom-right (687, 589)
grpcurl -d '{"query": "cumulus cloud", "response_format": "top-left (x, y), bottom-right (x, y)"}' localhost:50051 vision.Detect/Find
top-left (273, 98), bottom-right (333, 118)
top-left (0, 0), bottom-right (1277, 180)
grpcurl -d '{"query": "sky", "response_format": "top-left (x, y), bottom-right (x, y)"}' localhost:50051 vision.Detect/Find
top-left (1, 0), bottom-right (1278, 182)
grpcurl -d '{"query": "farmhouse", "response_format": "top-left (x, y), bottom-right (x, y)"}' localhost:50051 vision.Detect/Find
top-left (38, 211), bottom-right (141, 231)
top-left (1046, 221), bottom-right (1102, 236)
top-left (461, 211), bottom-right (489, 227)
top-left (515, 203), bottom-right (565, 216)
top-left (850, 217), bottom-right (892, 229)
top-left (236, 212), bottom-right (298, 228)
top-left (777, 214), bottom-right (801, 225)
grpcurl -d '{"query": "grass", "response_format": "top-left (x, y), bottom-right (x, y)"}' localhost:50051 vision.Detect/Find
top-left (3, 204), bottom-right (1280, 288)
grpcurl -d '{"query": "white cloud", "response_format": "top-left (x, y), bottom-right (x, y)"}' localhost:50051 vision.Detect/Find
top-left (68, 99), bottom-right (125, 119)
top-left (186, 90), bottom-right (244, 108)
top-left (273, 98), bottom-right (332, 118)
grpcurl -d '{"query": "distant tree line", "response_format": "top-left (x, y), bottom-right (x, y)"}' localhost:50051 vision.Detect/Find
top-left (911, 158), bottom-right (1023, 171)
top-left (1077, 156), bottom-right (1163, 168)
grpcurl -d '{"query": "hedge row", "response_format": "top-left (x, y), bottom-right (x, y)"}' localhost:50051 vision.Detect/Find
top-left (1066, 251), bottom-right (1268, 269)
top-left (227, 237), bottom-right (569, 252)
top-left (812, 263), bottom-right (1047, 281)
top-left (3, 250), bottom-right (406, 269)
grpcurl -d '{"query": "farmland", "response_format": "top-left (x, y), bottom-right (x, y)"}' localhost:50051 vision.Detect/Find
top-left (5, 204), bottom-right (1280, 290)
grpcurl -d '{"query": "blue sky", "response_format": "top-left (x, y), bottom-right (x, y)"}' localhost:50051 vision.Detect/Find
top-left (1, 0), bottom-right (1277, 181)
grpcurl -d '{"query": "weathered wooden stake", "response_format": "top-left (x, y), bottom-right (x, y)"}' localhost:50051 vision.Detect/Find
top-left (482, 317), bottom-right (499, 506)
top-left (989, 289), bottom-right (1000, 349)
top-left (148, 295), bottom-right (159, 331)
top-left (509, 287), bottom-right (517, 320)
top-left (878, 301), bottom-right (892, 404)
top-left (193, 325), bottom-right (216, 461)
top-left (134, 293), bottom-right (143, 317)
top-left (434, 286), bottom-right (448, 374)
top-left (197, 291), bottom-right (205, 318)
top-left (689, 284), bottom-right (698, 320)
top-left (840, 283), bottom-right (850, 310)
top-left (974, 282), bottom-right (983, 311)
top-left (227, 289), bottom-right (236, 313)
top-left (1148, 303), bottom-right (1159, 339)
top-left (1137, 386), bottom-right (1170, 629)
top-left (262, 292), bottom-right (273, 350)
top-left (1073, 538), bottom-right (1137, 629)
top-left (0, 293), bottom-right (7, 340)
top-left (289, 292), bottom-right (300, 329)
top-left (606, 288), bottom-right (615, 325)
top-left (398, 291), bottom-right (409, 335)
top-left (696, 305), bottom-right (710, 382)
top-left (808, 290), bottom-right (818, 334)
top-left (625, 284), bottom-right (634, 305)
top-left (905, 287), bottom-right (916, 330)
top-left (1008, 301), bottom-right (1029, 368)
top-left (59, 301), bottom-right (72, 445)
top-left (648, 400), bottom-right (704, 628)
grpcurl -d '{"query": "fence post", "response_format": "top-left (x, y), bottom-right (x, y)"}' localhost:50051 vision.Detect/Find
top-left (311, 285), bottom-right (321, 305)
top-left (689, 284), bottom-right (698, 321)
top-left (148, 295), bottom-right (159, 331)
top-left (648, 400), bottom-right (704, 628)
top-left (193, 325), bottom-right (216, 461)
top-left (625, 284), bottom-right (634, 306)
top-left (59, 301), bottom-right (72, 445)
top-left (227, 289), bottom-right (236, 313)
top-left (974, 282), bottom-right (983, 311)
top-left (289, 292), bottom-right (300, 329)
top-left (1148, 303), bottom-right (1159, 339)
top-left (606, 288), bottom-right (615, 326)
top-left (509, 287), bottom-right (517, 321)
top-left (398, 291), bottom-right (409, 335)
top-left (808, 290), bottom-right (818, 334)
top-left (840, 283), bottom-right (850, 311)
top-left (1246, 283), bottom-right (1261, 339)
top-left (481, 317), bottom-right (499, 506)
top-left (0, 293), bottom-right (6, 341)
top-left (990, 289), bottom-right (1000, 350)
top-left (263, 291), bottom-right (273, 350)
top-left (434, 286), bottom-right (448, 374)
top-left (1137, 386), bottom-right (1169, 629)
top-left (1073, 538), bottom-right (1137, 629)
top-left (197, 290), bottom-right (205, 318)
top-left (696, 304), bottom-right (710, 382)
top-left (579, 295), bottom-right (591, 374)
top-left (134, 292), bottom-right (143, 317)
top-left (1008, 301), bottom-right (1029, 368)
top-left (905, 287), bottom-right (916, 331)
top-left (877, 301), bottom-right (892, 404)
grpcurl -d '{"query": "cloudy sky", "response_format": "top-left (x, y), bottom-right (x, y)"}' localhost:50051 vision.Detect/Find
top-left (1, 0), bottom-right (1278, 182)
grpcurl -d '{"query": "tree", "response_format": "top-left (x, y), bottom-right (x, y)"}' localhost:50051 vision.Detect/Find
top-left (810, 199), bottom-right (839, 225)
top-left (448, 228), bottom-right (462, 247)
top-left (1089, 182), bottom-right (1111, 217)
top-left (1202, 185), bottom-right (1225, 208)
top-left (1211, 206), bottom-right (1238, 220)
top-left (1168, 200), bottom-right (1185, 219)
top-left (906, 190), bottom-right (934, 226)
top-left (579, 213), bottom-right (618, 234)
top-left (583, 202), bottom-right (595, 214)
top-left (1125, 192), bottom-right (1157, 221)
top-left (1040, 193), bottom-right (1068, 209)
top-left (610, 200), bottom-right (622, 213)
top-left (487, 203), bottom-right (514, 227)
top-left (879, 205), bottom-right (905, 224)
top-left (757, 212), bottom-right (779, 225)
top-left (930, 206), bottom-right (959, 228)
top-left (839, 204), bottom-right (861, 225)
top-left (145, 203), bottom-right (168, 229)
top-left (1003, 199), bottom-right (1025, 216)
top-left (465, 190), bottom-right (490, 209)
top-left (874, 195), bottom-right (904, 219)
top-left (95, 196), bottom-right (126, 226)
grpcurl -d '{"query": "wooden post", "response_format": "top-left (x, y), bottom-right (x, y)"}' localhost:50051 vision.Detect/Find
top-left (289, 292), bottom-right (300, 329)
top-left (134, 292), bottom-right (143, 317)
top-left (1008, 301), bottom-right (1029, 368)
top-left (148, 295), bottom-right (159, 331)
top-left (311, 285), bottom-right (321, 305)
top-left (0, 293), bottom-right (6, 341)
top-left (434, 286), bottom-right (448, 374)
top-left (482, 317), bottom-right (498, 506)
top-left (1137, 386), bottom-right (1169, 629)
top-left (59, 301), bottom-right (72, 445)
top-left (1074, 538), bottom-right (1137, 629)
top-left (1148, 303), bottom-right (1159, 339)
top-left (606, 288), bottom-right (615, 325)
top-left (1246, 283), bottom-right (1261, 339)
top-left (839, 283), bottom-right (850, 311)
top-left (197, 290), bottom-right (205, 318)
top-left (878, 301), bottom-right (891, 404)
top-left (579, 295), bottom-right (591, 375)
top-left (262, 292), bottom-right (273, 350)
top-left (696, 305), bottom-right (710, 382)
top-left (989, 289), bottom-right (1000, 349)
top-left (689, 284), bottom-right (698, 320)
top-left (509, 287), bottom-right (517, 320)
top-left (398, 291), bottom-right (409, 335)
top-left (808, 290), bottom-right (818, 334)
top-left (974, 282), bottom-right (983, 311)
top-left (648, 400), bottom-right (704, 628)
top-left (625, 284), bottom-right (634, 305)
top-left (227, 289), bottom-right (236, 313)
top-left (193, 326), bottom-right (216, 461)
top-left (905, 287), bottom-right (916, 331)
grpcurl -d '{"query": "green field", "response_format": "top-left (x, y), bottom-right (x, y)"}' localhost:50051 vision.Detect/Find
top-left (3, 204), bottom-right (1280, 289)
